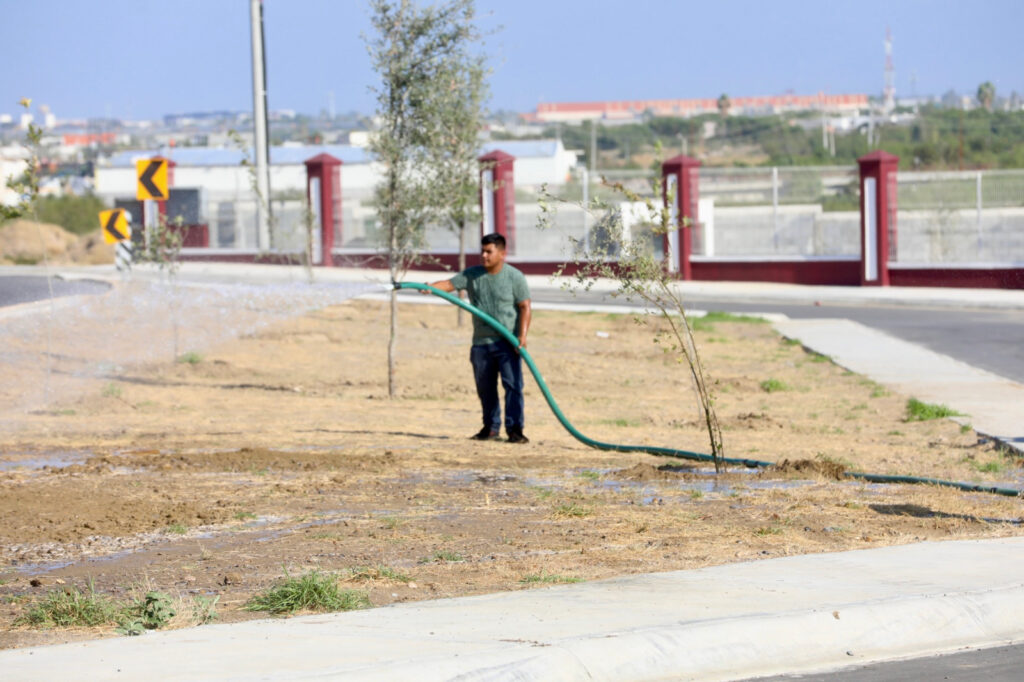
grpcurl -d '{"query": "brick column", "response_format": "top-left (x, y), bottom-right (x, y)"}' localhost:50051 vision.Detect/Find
top-left (304, 153), bottom-right (343, 266)
top-left (478, 150), bottom-right (516, 254)
top-left (661, 154), bottom-right (701, 279)
top-left (857, 151), bottom-right (899, 286)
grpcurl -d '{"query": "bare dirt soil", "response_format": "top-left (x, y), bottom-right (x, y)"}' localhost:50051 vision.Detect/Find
top-left (2, 295), bottom-right (1021, 649)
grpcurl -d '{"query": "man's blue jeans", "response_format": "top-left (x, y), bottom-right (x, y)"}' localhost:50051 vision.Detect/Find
top-left (470, 340), bottom-right (524, 432)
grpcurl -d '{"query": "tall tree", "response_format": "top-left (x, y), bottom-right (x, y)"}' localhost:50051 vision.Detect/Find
top-left (717, 93), bottom-right (731, 138)
top-left (977, 81), bottom-right (996, 112)
top-left (366, 0), bottom-right (479, 397)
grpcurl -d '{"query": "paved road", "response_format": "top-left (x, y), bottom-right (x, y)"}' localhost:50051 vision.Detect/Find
top-left (749, 642), bottom-right (1024, 681)
top-left (5, 272), bottom-right (1019, 383)
top-left (0, 275), bottom-right (109, 308)
top-left (532, 288), bottom-right (1024, 384)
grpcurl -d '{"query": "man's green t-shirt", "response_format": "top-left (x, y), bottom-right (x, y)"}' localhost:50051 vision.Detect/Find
top-left (450, 264), bottom-right (530, 345)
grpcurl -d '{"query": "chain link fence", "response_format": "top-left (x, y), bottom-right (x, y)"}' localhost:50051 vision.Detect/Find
top-left (512, 168), bottom-right (666, 262)
top-left (895, 170), bottom-right (1024, 263)
top-left (195, 165), bottom-right (1024, 267)
top-left (697, 166), bottom-right (860, 258)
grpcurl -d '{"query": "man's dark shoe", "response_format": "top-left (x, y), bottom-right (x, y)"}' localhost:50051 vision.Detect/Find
top-left (506, 427), bottom-right (529, 444)
top-left (471, 427), bottom-right (500, 441)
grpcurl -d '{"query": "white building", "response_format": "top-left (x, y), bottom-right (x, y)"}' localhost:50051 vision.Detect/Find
top-left (0, 146), bottom-right (29, 208)
top-left (96, 140), bottom-right (577, 250)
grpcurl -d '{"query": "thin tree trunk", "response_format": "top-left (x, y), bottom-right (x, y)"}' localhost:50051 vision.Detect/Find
top-left (388, 287), bottom-right (398, 398)
top-left (388, 207), bottom-right (399, 398)
top-left (456, 218), bottom-right (467, 327)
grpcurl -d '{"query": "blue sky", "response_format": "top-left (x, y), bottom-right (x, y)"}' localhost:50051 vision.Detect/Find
top-left (1, 0), bottom-right (1021, 120)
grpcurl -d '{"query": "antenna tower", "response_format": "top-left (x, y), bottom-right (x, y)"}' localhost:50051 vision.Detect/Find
top-left (884, 27), bottom-right (895, 112)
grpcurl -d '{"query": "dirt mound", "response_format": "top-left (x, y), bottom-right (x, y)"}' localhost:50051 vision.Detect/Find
top-left (772, 458), bottom-right (847, 480)
top-left (0, 219), bottom-right (78, 265)
top-left (67, 229), bottom-right (114, 265)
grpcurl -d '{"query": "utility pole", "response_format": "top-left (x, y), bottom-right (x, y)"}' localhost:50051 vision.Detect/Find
top-left (958, 107), bottom-right (965, 170)
top-left (821, 105), bottom-right (828, 150)
top-left (250, 0), bottom-right (272, 250)
top-left (820, 91), bottom-right (828, 150)
top-left (589, 119), bottom-right (597, 172)
top-left (880, 27), bottom-right (897, 112)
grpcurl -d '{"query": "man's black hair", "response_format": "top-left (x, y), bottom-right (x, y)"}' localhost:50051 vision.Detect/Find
top-left (481, 232), bottom-right (506, 250)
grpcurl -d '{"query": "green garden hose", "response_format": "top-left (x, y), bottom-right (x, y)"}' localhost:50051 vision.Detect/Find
top-left (395, 282), bottom-right (1021, 498)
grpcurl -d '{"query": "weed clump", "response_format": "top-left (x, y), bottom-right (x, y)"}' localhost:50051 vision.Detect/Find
top-left (347, 565), bottom-right (411, 583)
top-left (905, 398), bottom-right (964, 422)
top-left (418, 550), bottom-right (464, 564)
top-left (117, 591), bottom-right (176, 636)
top-left (552, 503), bottom-right (590, 518)
top-left (244, 570), bottom-right (370, 615)
top-left (519, 572), bottom-right (584, 585)
top-left (15, 583), bottom-right (121, 628)
top-left (759, 378), bottom-right (789, 393)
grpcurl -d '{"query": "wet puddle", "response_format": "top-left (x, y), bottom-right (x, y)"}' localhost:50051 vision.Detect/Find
top-left (0, 450), bottom-right (91, 472)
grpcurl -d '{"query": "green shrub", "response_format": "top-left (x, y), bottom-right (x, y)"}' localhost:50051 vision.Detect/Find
top-left (33, 194), bottom-right (107, 235)
top-left (760, 378), bottom-right (789, 393)
top-left (16, 582), bottom-right (121, 628)
top-left (117, 591), bottom-right (176, 635)
top-left (244, 570), bottom-right (370, 615)
top-left (905, 398), bottom-right (963, 422)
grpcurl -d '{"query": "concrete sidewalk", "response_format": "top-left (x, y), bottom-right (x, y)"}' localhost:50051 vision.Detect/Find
top-left (774, 318), bottom-right (1024, 454)
top-left (3, 538), bottom-right (1023, 681)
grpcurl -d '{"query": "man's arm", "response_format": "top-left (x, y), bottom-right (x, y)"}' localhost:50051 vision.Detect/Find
top-left (516, 299), bottom-right (532, 350)
top-left (422, 279), bottom-right (456, 294)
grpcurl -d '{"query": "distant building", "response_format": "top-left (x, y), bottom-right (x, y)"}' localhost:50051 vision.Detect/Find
top-left (62, 132), bottom-right (118, 147)
top-left (95, 139), bottom-right (577, 249)
top-left (0, 146), bottom-right (29, 207)
top-left (533, 93), bottom-right (869, 123)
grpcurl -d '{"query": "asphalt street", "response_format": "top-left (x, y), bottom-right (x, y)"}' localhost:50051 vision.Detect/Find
top-left (0, 275), bottom-right (109, 308)
top-left (749, 642), bottom-right (1024, 681)
top-left (531, 287), bottom-right (1024, 384)
top-left (3, 273), bottom-right (1021, 383)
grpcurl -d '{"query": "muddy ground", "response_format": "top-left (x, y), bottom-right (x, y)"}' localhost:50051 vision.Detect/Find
top-left (1, 294), bottom-right (1022, 649)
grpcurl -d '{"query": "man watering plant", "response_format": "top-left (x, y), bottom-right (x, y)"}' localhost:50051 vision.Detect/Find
top-left (426, 233), bottom-right (532, 443)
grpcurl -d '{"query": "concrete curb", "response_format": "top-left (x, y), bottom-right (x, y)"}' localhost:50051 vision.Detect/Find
top-left (3, 539), bottom-right (1024, 681)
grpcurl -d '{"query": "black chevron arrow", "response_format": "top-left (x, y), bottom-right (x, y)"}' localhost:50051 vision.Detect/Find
top-left (104, 210), bottom-right (127, 241)
top-left (139, 159), bottom-right (166, 199)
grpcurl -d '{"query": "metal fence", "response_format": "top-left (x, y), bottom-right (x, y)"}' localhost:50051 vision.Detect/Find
top-left (697, 166), bottom-right (860, 258)
top-left (193, 165), bottom-right (1024, 267)
top-left (512, 168), bottom-right (665, 262)
top-left (337, 185), bottom-right (462, 257)
top-left (894, 170), bottom-right (1024, 263)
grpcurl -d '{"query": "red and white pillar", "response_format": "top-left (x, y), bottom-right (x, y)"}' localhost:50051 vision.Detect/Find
top-left (304, 153), bottom-right (343, 266)
top-left (660, 154), bottom-right (701, 279)
top-left (857, 151), bottom-right (899, 286)
top-left (478, 149), bottom-right (516, 254)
